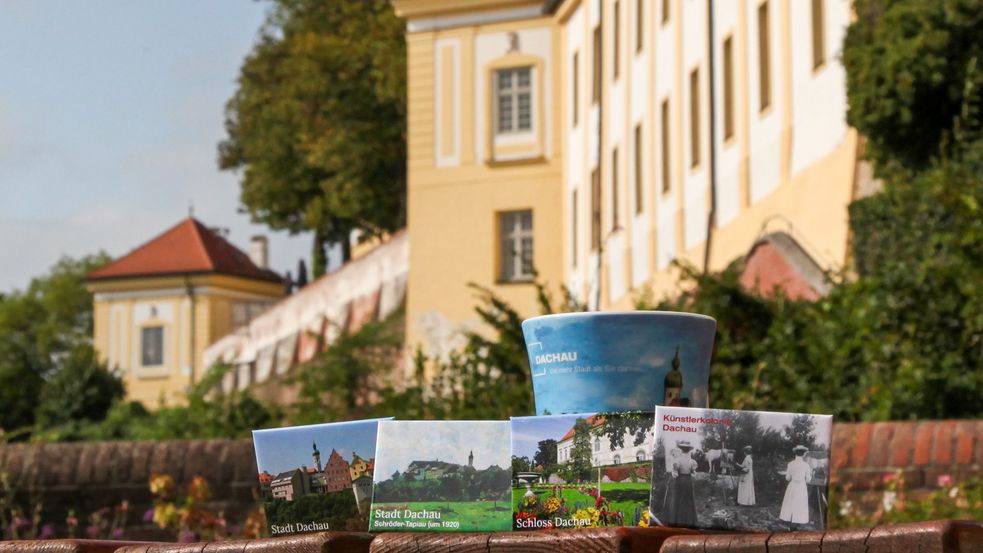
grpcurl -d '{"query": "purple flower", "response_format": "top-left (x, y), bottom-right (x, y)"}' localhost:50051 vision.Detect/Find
top-left (178, 530), bottom-right (197, 543)
top-left (110, 528), bottom-right (125, 540)
top-left (143, 509), bottom-right (155, 523)
top-left (39, 524), bottom-right (56, 540)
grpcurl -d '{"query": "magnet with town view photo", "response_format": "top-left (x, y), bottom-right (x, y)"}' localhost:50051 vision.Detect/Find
top-left (252, 417), bottom-right (392, 535)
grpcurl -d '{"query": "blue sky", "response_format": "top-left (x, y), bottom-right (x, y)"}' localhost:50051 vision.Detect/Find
top-left (0, 0), bottom-right (319, 292)
top-left (252, 419), bottom-right (387, 476)
top-left (523, 313), bottom-right (715, 414)
top-left (373, 421), bottom-right (511, 481)
top-left (510, 413), bottom-right (593, 460)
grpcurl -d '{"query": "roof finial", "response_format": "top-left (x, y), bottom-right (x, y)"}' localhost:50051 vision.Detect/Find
top-left (188, 199), bottom-right (195, 218)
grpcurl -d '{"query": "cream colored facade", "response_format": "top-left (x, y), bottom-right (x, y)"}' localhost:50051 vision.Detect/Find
top-left (394, 0), bottom-right (566, 358)
top-left (90, 274), bottom-right (281, 407)
top-left (396, 0), bottom-right (861, 350)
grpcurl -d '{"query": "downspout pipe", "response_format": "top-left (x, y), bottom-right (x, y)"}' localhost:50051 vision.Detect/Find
top-left (703, 0), bottom-right (718, 274)
top-left (184, 277), bottom-right (197, 388)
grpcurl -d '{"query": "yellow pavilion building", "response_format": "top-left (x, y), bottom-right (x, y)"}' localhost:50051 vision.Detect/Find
top-left (86, 218), bottom-right (283, 407)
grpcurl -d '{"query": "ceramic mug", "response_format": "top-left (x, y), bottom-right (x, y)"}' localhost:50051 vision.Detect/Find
top-left (521, 311), bottom-right (716, 414)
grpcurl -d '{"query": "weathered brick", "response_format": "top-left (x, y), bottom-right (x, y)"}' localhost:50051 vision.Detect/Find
top-left (247, 532), bottom-right (371, 553)
top-left (498, 528), bottom-right (697, 553)
top-left (147, 442), bottom-right (172, 478)
top-left (819, 527), bottom-right (873, 553)
top-left (129, 441), bottom-right (155, 485)
top-left (0, 540), bottom-right (156, 553)
top-left (201, 540), bottom-right (248, 553)
top-left (888, 421), bottom-right (916, 467)
top-left (913, 422), bottom-right (935, 466)
top-left (75, 443), bottom-right (99, 487)
top-left (830, 424), bottom-right (854, 471)
top-left (933, 421), bottom-right (956, 466)
top-left (725, 533), bottom-right (771, 553)
top-left (867, 520), bottom-right (948, 553)
top-left (659, 534), bottom-right (708, 553)
top-left (849, 423), bottom-right (874, 468)
top-left (374, 532), bottom-right (489, 553)
top-left (183, 441), bottom-right (209, 483)
top-left (867, 423), bottom-right (896, 467)
top-left (953, 421), bottom-right (976, 465)
top-left (768, 531), bottom-right (823, 553)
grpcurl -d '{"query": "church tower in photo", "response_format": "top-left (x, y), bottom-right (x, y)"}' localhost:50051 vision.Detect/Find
top-left (664, 347), bottom-right (683, 406)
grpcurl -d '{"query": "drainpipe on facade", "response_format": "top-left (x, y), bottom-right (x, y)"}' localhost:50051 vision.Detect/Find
top-left (184, 277), bottom-right (196, 388)
top-left (703, 0), bottom-right (719, 274)
top-left (593, 7), bottom-right (605, 311)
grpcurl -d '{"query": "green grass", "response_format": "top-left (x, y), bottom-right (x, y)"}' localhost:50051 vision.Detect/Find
top-left (513, 482), bottom-right (649, 526)
top-left (371, 501), bottom-right (512, 532)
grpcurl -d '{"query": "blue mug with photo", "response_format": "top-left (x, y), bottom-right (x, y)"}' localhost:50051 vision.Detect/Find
top-left (521, 311), bottom-right (716, 415)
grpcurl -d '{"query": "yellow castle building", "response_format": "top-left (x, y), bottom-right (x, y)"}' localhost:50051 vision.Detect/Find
top-left (394, 0), bottom-right (870, 355)
top-left (87, 218), bottom-right (283, 407)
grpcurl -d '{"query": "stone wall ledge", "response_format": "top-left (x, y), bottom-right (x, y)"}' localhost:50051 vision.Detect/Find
top-left (1, 521), bottom-right (981, 553)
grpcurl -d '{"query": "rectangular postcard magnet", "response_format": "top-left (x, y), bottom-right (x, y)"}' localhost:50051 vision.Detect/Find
top-left (369, 420), bottom-right (513, 532)
top-left (650, 406), bottom-right (833, 532)
top-left (511, 412), bottom-right (655, 529)
top-left (252, 418), bottom-right (391, 535)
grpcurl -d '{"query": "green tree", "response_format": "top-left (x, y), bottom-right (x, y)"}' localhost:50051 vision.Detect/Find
top-left (597, 412), bottom-right (654, 450)
top-left (289, 309), bottom-right (404, 425)
top-left (34, 344), bottom-right (124, 430)
top-left (567, 418), bottom-right (593, 483)
top-left (843, 0), bottom-right (983, 174)
top-left (511, 455), bottom-right (532, 474)
top-left (783, 414), bottom-right (818, 450)
top-left (219, 0), bottom-right (407, 274)
top-left (533, 439), bottom-right (557, 469)
top-left (0, 254), bottom-right (111, 437)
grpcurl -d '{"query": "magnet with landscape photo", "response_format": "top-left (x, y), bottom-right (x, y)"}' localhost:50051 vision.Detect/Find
top-left (252, 417), bottom-right (391, 535)
top-left (650, 406), bottom-right (833, 532)
top-left (510, 412), bottom-right (655, 529)
top-left (369, 421), bottom-right (513, 532)
top-left (521, 312), bottom-right (716, 415)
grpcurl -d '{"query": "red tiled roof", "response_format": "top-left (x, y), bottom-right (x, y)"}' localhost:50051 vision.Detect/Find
top-left (559, 415), bottom-right (605, 442)
top-left (87, 217), bottom-right (282, 283)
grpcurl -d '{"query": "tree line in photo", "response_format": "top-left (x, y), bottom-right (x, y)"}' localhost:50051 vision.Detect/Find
top-left (373, 466), bottom-right (511, 503)
top-left (511, 412), bottom-right (655, 485)
top-left (264, 491), bottom-right (364, 532)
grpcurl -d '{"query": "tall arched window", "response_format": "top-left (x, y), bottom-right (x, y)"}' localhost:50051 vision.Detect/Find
top-left (594, 437), bottom-right (601, 452)
top-left (613, 454), bottom-right (622, 465)
top-left (636, 450), bottom-right (646, 462)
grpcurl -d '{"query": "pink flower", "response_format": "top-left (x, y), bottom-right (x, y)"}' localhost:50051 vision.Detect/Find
top-left (143, 509), bottom-right (155, 522)
top-left (178, 530), bottom-right (197, 543)
top-left (11, 517), bottom-right (28, 529)
top-left (110, 528), bottom-right (125, 540)
top-left (937, 474), bottom-right (953, 487)
top-left (85, 525), bottom-right (101, 539)
top-left (39, 524), bottom-right (56, 540)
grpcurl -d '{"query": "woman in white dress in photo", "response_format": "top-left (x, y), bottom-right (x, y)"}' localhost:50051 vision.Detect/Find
top-left (736, 445), bottom-right (755, 506)
top-left (779, 445), bottom-right (813, 527)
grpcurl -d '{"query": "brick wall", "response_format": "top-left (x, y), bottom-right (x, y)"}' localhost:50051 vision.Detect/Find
top-left (0, 440), bottom-right (258, 539)
top-left (0, 421), bottom-right (978, 538)
top-left (831, 420), bottom-right (982, 496)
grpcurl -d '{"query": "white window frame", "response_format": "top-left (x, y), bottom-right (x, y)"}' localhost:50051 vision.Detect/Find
top-left (494, 66), bottom-right (534, 137)
top-left (141, 325), bottom-right (164, 367)
top-left (499, 210), bottom-right (534, 282)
